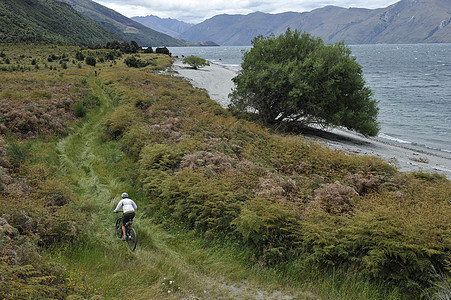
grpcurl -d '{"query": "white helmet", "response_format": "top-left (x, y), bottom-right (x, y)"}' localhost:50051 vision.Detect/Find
top-left (121, 192), bottom-right (129, 199)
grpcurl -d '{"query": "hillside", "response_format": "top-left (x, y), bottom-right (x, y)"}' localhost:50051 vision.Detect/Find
top-left (178, 0), bottom-right (451, 45)
top-left (57, 0), bottom-right (186, 46)
top-left (1, 44), bottom-right (450, 299)
top-left (0, 0), bottom-right (121, 45)
top-left (132, 15), bottom-right (194, 38)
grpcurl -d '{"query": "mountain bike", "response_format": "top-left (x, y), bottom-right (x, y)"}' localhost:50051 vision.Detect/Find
top-left (115, 212), bottom-right (137, 251)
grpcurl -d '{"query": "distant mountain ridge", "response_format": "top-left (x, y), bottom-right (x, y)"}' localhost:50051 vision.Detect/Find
top-left (177, 0), bottom-right (451, 45)
top-left (131, 15), bottom-right (193, 38)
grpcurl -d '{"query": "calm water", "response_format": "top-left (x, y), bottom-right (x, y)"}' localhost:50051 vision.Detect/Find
top-left (169, 44), bottom-right (451, 158)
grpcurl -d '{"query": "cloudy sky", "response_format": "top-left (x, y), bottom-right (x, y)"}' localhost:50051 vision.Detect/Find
top-left (94, 0), bottom-right (399, 23)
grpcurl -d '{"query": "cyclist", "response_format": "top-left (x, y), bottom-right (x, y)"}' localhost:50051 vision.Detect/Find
top-left (113, 193), bottom-right (137, 241)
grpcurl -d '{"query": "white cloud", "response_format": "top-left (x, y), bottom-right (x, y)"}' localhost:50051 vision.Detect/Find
top-left (94, 0), bottom-right (398, 23)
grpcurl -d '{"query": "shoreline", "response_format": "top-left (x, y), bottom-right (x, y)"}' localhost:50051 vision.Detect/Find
top-left (172, 59), bottom-right (451, 179)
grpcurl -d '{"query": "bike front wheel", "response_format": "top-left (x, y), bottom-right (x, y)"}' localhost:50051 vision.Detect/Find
top-left (126, 228), bottom-right (137, 251)
top-left (115, 218), bottom-right (123, 239)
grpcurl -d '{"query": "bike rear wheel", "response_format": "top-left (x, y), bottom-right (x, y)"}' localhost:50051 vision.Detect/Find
top-left (115, 218), bottom-right (123, 239)
top-left (126, 228), bottom-right (137, 251)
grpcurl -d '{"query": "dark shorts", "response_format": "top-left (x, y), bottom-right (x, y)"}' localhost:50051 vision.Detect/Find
top-left (122, 211), bottom-right (135, 225)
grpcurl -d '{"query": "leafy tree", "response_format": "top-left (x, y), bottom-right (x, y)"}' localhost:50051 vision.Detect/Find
top-left (230, 29), bottom-right (379, 136)
top-left (105, 40), bottom-right (121, 50)
top-left (182, 55), bottom-right (210, 69)
top-left (155, 47), bottom-right (171, 56)
top-left (130, 40), bottom-right (141, 53)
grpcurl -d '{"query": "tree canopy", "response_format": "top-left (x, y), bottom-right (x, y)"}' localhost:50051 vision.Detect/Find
top-left (229, 29), bottom-right (379, 136)
top-left (182, 55), bottom-right (210, 69)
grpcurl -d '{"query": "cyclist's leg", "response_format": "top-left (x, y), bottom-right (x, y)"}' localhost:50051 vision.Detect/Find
top-left (122, 223), bottom-right (126, 238)
top-left (122, 212), bottom-right (135, 238)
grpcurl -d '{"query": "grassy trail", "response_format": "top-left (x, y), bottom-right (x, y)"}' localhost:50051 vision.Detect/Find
top-left (56, 73), bottom-right (190, 299)
top-left (55, 73), bottom-right (305, 299)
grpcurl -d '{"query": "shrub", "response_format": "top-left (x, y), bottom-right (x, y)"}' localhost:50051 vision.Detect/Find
top-left (182, 56), bottom-right (210, 69)
top-left (75, 51), bottom-right (84, 61)
top-left (180, 151), bottom-right (233, 173)
top-left (124, 56), bottom-right (154, 68)
top-left (103, 107), bottom-right (136, 139)
top-left (104, 50), bottom-right (121, 61)
top-left (310, 182), bottom-right (359, 214)
top-left (124, 56), bottom-right (139, 68)
top-left (85, 56), bottom-right (96, 67)
top-left (139, 143), bottom-right (182, 173)
top-left (6, 139), bottom-right (32, 169)
top-left (344, 172), bottom-right (386, 194)
top-left (139, 143), bottom-right (183, 197)
top-left (73, 101), bottom-right (86, 117)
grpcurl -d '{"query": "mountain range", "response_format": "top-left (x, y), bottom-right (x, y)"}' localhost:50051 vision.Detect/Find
top-left (131, 15), bottom-right (194, 38)
top-left (134, 0), bottom-right (451, 45)
top-left (1, 0), bottom-right (450, 47)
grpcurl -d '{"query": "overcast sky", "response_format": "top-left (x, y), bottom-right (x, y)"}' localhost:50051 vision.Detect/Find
top-left (94, 0), bottom-right (399, 23)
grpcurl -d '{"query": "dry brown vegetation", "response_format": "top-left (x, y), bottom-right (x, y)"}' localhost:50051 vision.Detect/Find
top-left (0, 44), bottom-right (100, 298)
